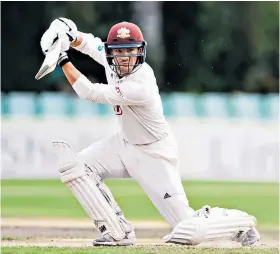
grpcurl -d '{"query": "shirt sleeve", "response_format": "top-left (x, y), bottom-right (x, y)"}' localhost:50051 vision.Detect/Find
top-left (72, 75), bottom-right (152, 106)
top-left (72, 33), bottom-right (106, 66)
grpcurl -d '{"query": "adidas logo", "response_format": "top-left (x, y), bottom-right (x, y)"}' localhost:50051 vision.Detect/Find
top-left (99, 225), bottom-right (107, 233)
top-left (164, 193), bottom-right (171, 199)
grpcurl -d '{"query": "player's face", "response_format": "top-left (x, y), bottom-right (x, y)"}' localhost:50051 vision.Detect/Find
top-left (111, 48), bottom-right (139, 76)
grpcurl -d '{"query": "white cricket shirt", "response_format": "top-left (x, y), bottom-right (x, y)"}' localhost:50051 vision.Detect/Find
top-left (72, 33), bottom-right (172, 145)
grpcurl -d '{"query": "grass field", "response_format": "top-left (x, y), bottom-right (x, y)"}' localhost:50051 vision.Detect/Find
top-left (1, 179), bottom-right (279, 226)
top-left (1, 246), bottom-right (279, 254)
top-left (1, 179), bottom-right (279, 253)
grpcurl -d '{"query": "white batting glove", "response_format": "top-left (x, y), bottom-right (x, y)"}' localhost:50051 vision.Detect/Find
top-left (40, 28), bottom-right (71, 55)
top-left (40, 17), bottom-right (77, 55)
top-left (49, 17), bottom-right (78, 43)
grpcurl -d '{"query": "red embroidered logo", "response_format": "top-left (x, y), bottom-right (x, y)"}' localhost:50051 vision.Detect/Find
top-left (113, 105), bottom-right (122, 115)
top-left (115, 86), bottom-right (123, 97)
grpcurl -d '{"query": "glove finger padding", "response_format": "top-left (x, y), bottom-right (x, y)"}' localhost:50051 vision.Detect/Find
top-left (40, 17), bottom-right (77, 55)
top-left (57, 32), bottom-right (71, 52)
top-left (40, 28), bottom-right (59, 55)
top-left (40, 30), bottom-right (70, 57)
top-left (49, 17), bottom-right (78, 43)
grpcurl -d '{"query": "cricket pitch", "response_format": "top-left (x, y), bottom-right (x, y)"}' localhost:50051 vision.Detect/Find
top-left (1, 218), bottom-right (279, 252)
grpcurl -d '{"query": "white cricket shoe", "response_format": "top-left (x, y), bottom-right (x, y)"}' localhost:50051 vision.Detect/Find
top-left (93, 230), bottom-right (136, 246)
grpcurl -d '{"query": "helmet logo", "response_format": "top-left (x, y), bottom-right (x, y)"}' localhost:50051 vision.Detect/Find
top-left (117, 27), bottom-right (131, 38)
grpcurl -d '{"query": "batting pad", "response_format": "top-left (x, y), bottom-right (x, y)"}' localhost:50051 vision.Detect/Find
top-left (163, 215), bottom-right (256, 245)
top-left (52, 141), bottom-right (126, 241)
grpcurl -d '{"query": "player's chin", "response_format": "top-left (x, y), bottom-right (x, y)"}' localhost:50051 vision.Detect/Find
top-left (119, 67), bottom-right (132, 76)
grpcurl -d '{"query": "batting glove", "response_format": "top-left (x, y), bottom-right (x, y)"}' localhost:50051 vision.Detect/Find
top-left (49, 17), bottom-right (78, 43)
top-left (40, 28), bottom-right (71, 54)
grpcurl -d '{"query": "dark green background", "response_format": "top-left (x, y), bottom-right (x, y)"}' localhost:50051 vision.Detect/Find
top-left (1, 2), bottom-right (279, 94)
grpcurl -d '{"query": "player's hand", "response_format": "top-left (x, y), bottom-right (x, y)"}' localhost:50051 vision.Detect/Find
top-left (40, 17), bottom-right (78, 55)
top-left (49, 18), bottom-right (78, 43)
top-left (40, 29), bottom-right (71, 55)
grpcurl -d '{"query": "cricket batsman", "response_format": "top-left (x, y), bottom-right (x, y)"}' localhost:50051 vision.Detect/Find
top-left (40, 18), bottom-right (260, 246)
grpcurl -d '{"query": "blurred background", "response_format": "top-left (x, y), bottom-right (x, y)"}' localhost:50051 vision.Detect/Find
top-left (2, 1), bottom-right (279, 94)
top-left (1, 1), bottom-right (279, 181)
top-left (1, 1), bottom-right (279, 234)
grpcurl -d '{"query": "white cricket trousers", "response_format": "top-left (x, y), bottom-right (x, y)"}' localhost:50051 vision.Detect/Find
top-left (78, 132), bottom-right (195, 228)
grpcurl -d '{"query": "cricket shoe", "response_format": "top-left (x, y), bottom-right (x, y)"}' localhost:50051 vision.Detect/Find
top-left (232, 227), bottom-right (260, 246)
top-left (93, 230), bottom-right (136, 246)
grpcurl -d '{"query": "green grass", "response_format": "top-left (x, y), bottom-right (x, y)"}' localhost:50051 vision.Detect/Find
top-left (1, 179), bottom-right (279, 226)
top-left (1, 247), bottom-right (279, 254)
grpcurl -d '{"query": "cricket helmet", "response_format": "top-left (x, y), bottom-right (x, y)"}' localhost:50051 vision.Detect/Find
top-left (104, 21), bottom-right (147, 76)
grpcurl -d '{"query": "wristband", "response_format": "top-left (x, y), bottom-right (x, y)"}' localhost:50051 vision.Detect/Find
top-left (59, 58), bottom-right (70, 68)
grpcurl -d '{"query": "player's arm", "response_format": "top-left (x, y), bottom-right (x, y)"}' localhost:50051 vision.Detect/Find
top-left (70, 31), bottom-right (106, 66)
top-left (61, 62), bottom-right (151, 106)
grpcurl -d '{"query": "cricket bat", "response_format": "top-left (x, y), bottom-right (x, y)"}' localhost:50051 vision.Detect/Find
top-left (35, 39), bottom-right (62, 80)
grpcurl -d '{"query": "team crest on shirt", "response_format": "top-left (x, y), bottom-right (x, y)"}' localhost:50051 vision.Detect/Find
top-left (117, 28), bottom-right (131, 38)
top-left (115, 86), bottom-right (123, 97)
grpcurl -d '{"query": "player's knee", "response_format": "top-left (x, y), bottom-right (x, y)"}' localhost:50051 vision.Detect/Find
top-left (59, 163), bottom-right (87, 183)
top-left (77, 149), bottom-right (107, 179)
top-left (187, 221), bottom-right (207, 245)
top-left (51, 141), bottom-right (91, 184)
top-left (225, 208), bottom-right (250, 217)
top-left (164, 219), bottom-right (206, 246)
top-left (59, 147), bottom-right (88, 184)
